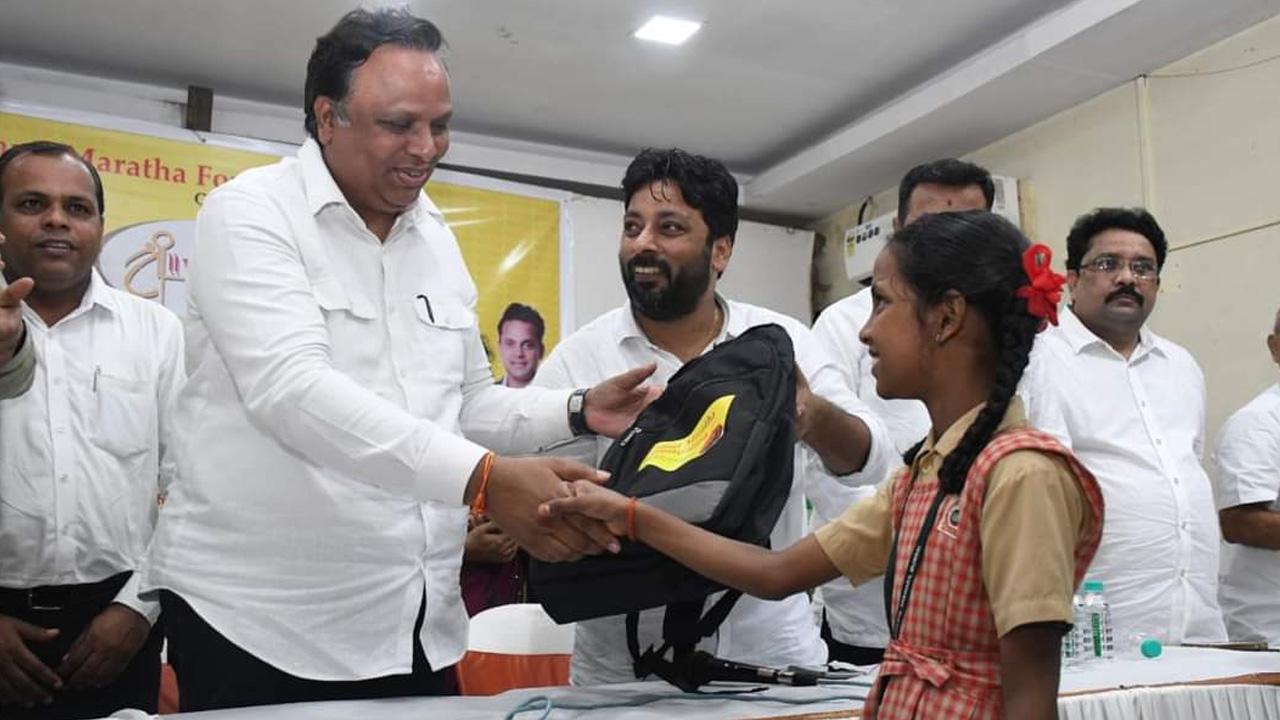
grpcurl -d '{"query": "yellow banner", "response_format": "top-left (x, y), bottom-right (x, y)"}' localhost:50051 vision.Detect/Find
top-left (0, 111), bottom-right (560, 376)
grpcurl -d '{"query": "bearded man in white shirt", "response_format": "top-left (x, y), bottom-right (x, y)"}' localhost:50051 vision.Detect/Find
top-left (142, 8), bottom-right (654, 712)
top-left (1020, 207), bottom-right (1227, 645)
top-left (534, 147), bottom-right (895, 685)
top-left (0, 142), bottom-right (182, 719)
top-left (809, 158), bottom-right (993, 664)
top-left (1214, 308), bottom-right (1280, 645)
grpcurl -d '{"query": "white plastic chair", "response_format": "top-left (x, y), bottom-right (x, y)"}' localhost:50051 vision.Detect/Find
top-left (456, 603), bottom-right (575, 695)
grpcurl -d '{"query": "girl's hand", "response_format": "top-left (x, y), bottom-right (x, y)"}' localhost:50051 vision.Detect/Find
top-left (539, 480), bottom-right (630, 537)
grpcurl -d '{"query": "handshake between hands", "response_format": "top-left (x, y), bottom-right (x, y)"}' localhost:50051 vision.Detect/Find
top-left (480, 456), bottom-right (631, 563)
top-left (477, 363), bottom-right (657, 562)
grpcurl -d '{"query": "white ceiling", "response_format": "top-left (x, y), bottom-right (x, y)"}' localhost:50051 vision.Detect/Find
top-left (1, 0), bottom-right (1277, 220)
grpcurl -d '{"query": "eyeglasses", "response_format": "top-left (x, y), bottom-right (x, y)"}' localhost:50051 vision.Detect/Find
top-left (1078, 255), bottom-right (1159, 281)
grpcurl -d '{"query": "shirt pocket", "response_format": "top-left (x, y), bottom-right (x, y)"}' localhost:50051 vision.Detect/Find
top-left (313, 279), bottom-right (380, 372)
top-left (410, 296), bottom-right (475, 387)
top-left (92, 370), bottom-right (157, 458)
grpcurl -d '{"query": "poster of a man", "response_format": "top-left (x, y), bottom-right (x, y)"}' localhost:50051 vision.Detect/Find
top-left (496, 302), bottom-right (545, 388)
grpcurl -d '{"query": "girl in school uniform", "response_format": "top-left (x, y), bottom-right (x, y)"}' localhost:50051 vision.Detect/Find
top-left (542, 210), bottom-right (1104, 720)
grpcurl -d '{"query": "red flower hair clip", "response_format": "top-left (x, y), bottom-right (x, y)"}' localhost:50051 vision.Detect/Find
top-left (1016, 243), bottom-right (1066, 331)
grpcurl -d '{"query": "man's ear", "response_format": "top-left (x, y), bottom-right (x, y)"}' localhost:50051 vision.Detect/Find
top-left (314, 97), bottom-right (340, 146)
top-left (1065, 270), bottom-right (1080, 304)
top-left (710, 235), bottom-right (733, 277)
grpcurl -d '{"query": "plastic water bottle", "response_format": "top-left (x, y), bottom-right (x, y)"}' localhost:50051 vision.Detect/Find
top-left (1061, 592), bottom-right (1084, 668)
top-left (1079, 580), bottom-right (1115, 661)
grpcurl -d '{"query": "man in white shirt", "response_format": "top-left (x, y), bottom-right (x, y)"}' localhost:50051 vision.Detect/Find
top-left (809, 158), bottom-right (994, 664)
top-left (0, 141), bottom-right (181, 719)
top-left (142, 8), bottom-right (653, 711)
top-left (1020, 207), bottom-right (1227, 644)
top-left (0, 229), bottom-right (37, 397)
top-left (534, 147), bottom-right (895, 685)
top-left (1214, 308), bottom-right (1280, 645)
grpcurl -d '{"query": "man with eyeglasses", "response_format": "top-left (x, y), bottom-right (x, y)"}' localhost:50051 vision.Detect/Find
top-left (1020, 207), bottom-right (1227, 646)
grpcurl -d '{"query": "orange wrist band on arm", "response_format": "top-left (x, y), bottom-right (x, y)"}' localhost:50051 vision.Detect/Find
top-left (626, 496), bottom-right (639, 542)
top-left (470, 452), bottom-right (497, 516)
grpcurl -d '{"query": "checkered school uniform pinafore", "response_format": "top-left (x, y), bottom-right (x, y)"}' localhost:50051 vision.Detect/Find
top-left (864, 428), bottom-right (1104, 720)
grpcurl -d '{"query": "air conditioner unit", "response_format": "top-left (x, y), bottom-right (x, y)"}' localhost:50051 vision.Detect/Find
top-left (843, 175), bottom-right (1021, 283)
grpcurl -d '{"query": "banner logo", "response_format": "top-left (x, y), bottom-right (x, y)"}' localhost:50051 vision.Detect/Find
top-left (638, 394), bottom-right (735, 473)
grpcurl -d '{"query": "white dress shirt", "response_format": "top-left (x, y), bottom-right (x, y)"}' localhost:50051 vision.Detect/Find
top-left (1213, 382), bottom-right (1280, 645)
top-left (1, 271), bottom-right (183, 624)
top-left (142, 139), bottom-right (575, 680)
top-left (810, 287), bottom-right (928, 650)
top-left (1020, 307), bottom-right (1227, 643)
top-left (812, 288), bottom-right (931, 455)
top-left (534, 297), bottom-right (894, 685)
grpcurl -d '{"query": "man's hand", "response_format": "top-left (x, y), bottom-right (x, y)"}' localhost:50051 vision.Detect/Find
top-left (0, 614), bottom-right (61, 707)
top-left (480, 455), bottom-right (621, 562)
top-left (793, 368), bottom-right (872, 476)
top-left (794, 368), bottom-right (817, 442)
top-left (57, 604), bottom-right (150, 692)
top-left (538, 480), bottom-right (630, 536)
top-left (464, 518), bottom-right (519, 564)
top-left (583, 363), bottom-right (661, 438)
top-left (0, 231), bottom-right (34, 364)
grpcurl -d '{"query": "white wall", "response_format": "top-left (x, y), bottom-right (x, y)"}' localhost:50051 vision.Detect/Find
top-left (813, 14), bottom-right (1280, 450)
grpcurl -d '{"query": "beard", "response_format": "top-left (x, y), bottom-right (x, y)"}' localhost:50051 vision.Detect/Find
top-left (620, 247), bottom-right (713, 322)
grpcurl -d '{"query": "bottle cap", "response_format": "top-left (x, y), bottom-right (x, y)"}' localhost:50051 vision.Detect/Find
top-left (1140, 638), bottom-right (1163, 658)
top-left (1083, 579), bottom-right (1104, 592)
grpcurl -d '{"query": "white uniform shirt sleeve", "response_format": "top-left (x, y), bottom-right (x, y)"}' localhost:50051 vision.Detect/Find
top-left (1018, 346), bottom-right (1074, 450)
top-left (1214, 389), bottom-right (1280, 509)
top-left (530, 339), bottom-right (605, 467)
top-left (192, 186), bottom-right (486, 506)
top-left (790, 321), bottom-right (894, 489)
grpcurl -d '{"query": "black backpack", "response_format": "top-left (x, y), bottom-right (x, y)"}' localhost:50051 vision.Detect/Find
top-left (529, 323), bottom-right (800, 691)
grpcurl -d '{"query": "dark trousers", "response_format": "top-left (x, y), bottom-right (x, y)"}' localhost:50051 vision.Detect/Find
top-left (821, 611), bottom-right (886, 666)
top-left (0, 572), bottom-right (162, 720)
top-left (160, 590), bottom-right (456, 712)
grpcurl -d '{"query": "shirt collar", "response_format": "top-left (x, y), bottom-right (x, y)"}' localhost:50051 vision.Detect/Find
top-left (615, 294), bottom-right (734, 347)
top-left (25, 269), bottom-right (116, 329)
top-left (85, 270), bottom-right (119, 315)
top-left (914, 395), bottom-right (1028, 468)
top-left (297, 138), bottom-right (446, 227)
top-left (1058, 305), bottom-right (1164, 360)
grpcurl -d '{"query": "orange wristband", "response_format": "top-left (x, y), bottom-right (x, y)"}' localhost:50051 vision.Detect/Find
top-left (470, 452), bottom-right (496, 516)
top-left (626, 496), bottom-right (639, 542)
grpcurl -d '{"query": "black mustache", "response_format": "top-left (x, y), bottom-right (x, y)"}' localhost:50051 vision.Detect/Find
top-left (1106, 286), bottom-right (1144, 306)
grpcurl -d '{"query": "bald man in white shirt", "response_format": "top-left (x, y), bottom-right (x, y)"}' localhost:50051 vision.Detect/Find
top-left (142, 8), bottom-right (654, 711)
top-left (1215, 308), bottom-right (1280, 645)
top-left (1020, 207), bottom-right (1227, 646)
top-left (0, 141), bottom-right (180, 720)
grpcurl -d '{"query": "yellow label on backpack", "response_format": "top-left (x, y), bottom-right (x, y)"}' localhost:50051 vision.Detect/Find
top-left (637, 395), bottom-right (735, 473)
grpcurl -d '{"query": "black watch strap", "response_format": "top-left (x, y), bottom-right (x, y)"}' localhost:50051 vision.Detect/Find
top-left (568, 388), bottom-right (591, 436)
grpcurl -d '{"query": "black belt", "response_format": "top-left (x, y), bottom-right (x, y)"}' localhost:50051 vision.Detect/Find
top-left (0, 572), bottom-right (132, 613)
